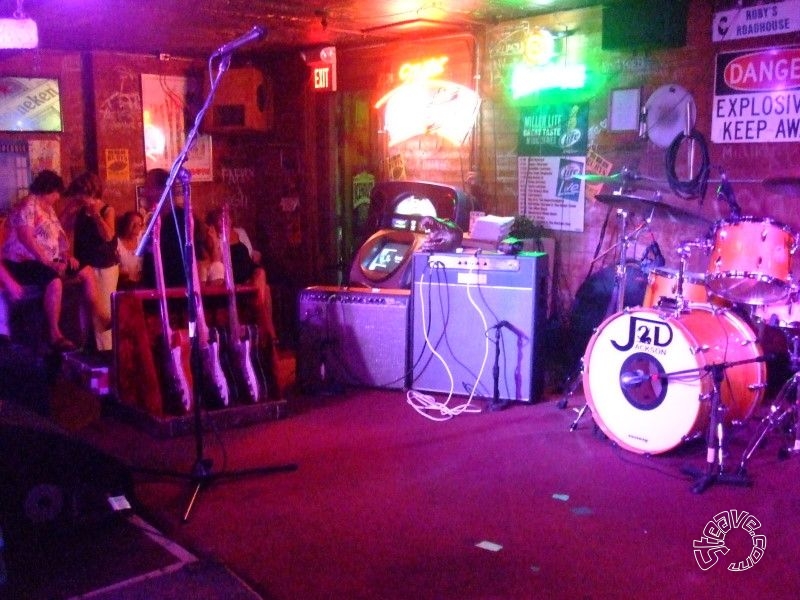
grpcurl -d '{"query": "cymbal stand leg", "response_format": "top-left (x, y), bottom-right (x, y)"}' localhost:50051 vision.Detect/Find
top-left (739, 334), bottom-right (800, 476)
top-left (569, 402), bottom-right (591, 432)
top-left (557, 360), bottom-right (583, 410)
top-left (683, 364), bottom-right (752, 493)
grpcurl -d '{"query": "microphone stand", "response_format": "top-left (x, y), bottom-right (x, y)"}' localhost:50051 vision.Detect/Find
top-left (134, 49), bottom-right (297, 523)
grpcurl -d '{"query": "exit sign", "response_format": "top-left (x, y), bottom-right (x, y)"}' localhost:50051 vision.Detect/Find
top-left (313, 65), bottom-right (332, 91)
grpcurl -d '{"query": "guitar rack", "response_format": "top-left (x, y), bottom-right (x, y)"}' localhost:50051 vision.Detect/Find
top-left (111, 285), bottom-right (287, 437)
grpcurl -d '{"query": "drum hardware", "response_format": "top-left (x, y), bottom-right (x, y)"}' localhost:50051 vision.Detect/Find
top-left (680, 354), bottom-right (768, 494)
top-left (737, 335), bottom-right (800, 479)
top-left (558, 210), bottom-right (649, 413)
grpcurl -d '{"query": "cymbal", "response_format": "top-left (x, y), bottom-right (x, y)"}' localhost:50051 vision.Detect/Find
top-left (573, 172), bottom-right (624, 183)
top-left (574, 170), bottom-right (669, 192)
top-left (595, 193), bottom-right (711, 227)
top-left (763, 176), bottom-right (800, 197)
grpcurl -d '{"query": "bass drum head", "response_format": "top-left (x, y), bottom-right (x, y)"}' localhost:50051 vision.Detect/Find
top-left (582, 305), bottom-right (764, 455)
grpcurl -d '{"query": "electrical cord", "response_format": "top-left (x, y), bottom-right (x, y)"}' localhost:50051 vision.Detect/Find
top-left (665, 129), bottom-right (710, 200)
top-left (406, 261), bottom-right (487, 421)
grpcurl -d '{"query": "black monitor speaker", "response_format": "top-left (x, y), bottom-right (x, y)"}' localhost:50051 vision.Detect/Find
top-left (602, 0), bottom-right (689, 50)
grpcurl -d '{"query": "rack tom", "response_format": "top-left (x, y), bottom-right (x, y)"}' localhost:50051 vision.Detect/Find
top-left (706, 217), bottom-right (796, 305)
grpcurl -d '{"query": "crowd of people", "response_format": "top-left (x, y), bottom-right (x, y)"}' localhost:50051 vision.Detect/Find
top-left (0, 168), bottom-right (279, 372)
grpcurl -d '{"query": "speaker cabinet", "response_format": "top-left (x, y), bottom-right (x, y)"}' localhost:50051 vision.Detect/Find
top-left (204, 67), bottom-right (273, 133)
top-left (409, 251), bottom-right (548, 402)
top-left (297, 286), bottom-right (410, 392)
top-left (602, 0), bottom-right (689, 50)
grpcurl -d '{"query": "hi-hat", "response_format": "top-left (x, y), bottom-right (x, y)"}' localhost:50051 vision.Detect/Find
top-left (763, 176), bottom-right (800, 197)
top-left (595, 193), bottom-right (710, 227)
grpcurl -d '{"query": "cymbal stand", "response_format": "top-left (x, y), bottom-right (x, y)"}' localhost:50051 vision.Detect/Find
top-left (562, 210), bottom-right (647, 428)
top-left (655, 241), bottom-right (693, 315)
top-left (737, 334), bottom-right (800, 479)
top-left (681, 355), bottom-right (767, 493)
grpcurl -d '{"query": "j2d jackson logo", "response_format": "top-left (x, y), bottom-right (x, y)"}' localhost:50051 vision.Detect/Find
top-left (693, 510), bottom-right (766, 571)
top-left (610, 315), bottom-right (673, 352)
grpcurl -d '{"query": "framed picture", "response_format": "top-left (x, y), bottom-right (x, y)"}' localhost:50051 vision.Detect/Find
top-left (608, 88), bottom-right (641, 132)
top-left (0, 77), bottom-right (63, 132)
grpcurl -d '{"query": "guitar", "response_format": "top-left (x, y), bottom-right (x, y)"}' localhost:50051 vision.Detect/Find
top-left (178, 173), bottom-right (231, 409)
top-left (152, 214), bottom-right (192, 414)
top-left (220, 204), bottom-right (267, 403)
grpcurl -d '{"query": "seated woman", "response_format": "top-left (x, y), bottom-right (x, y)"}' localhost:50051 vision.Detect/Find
top-left (1, 170), bottom-right (108, 352)
top-left (116, 210), bottom-right (145, 290)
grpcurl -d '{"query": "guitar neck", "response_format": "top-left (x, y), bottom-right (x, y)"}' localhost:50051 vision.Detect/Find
top-left (152, 216), bottom-right (175, 342)
top-left (184, 209), bottom-right (211, 348)
top-left (219, 205), bottom-right (242, 334)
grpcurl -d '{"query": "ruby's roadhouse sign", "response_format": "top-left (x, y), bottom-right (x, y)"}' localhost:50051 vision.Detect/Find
top-left (711, 44), bottom-right (800, 144)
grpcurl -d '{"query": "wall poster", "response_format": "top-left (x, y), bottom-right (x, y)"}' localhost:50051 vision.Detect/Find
top-left (140, 74), bottom-right (213, 181)
top-left (517, 103), bottom-right (588, 232)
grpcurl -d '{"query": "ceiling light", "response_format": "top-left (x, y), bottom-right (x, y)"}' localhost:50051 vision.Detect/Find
top-left (0, 0), bottom-right (38, 49)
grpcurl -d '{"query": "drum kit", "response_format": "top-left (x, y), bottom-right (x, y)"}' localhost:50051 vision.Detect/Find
top-left (571, 172), bottom-right (800, 493)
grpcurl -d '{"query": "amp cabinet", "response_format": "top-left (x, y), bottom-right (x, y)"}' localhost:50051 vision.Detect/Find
top-left (296, 286), bottom-right (410, 392)
top-left (408, 251), bottom-right (548, 403)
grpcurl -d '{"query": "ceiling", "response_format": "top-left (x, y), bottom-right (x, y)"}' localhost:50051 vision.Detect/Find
top-left (22, 0), bottom-right (613, 59)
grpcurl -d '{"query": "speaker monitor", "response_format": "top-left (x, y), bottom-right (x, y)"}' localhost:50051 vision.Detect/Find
top-left (204, 67), bottom-right (273, 133)
top-left (297, 286), bottom-right (409, 392)
top-left (602, 0), bottom-right (689, 50)
top-left (409, 251), bottom-right (548, 402)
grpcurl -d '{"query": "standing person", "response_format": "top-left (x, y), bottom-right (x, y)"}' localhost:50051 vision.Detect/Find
top-left (66, 172), bottom-right (119, 351)
top-left (1, 170), bottom-right (108, 352)
top-left (116, 210), bottom-right (145, 289)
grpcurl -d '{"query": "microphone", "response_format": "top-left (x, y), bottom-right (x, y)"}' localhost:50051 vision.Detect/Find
top-left (619, 370), bottom-right (655, 387)
top-left (212, 26), bottom-right (267, 57)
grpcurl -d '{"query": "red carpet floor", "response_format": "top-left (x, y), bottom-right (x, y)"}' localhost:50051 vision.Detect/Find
top-left (54, 384), bottom-right (800, 600)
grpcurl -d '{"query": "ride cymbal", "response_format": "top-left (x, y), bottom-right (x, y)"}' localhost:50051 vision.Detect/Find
top-left (595, 193), bottom-right (710, 227)
top-left (763, 176), bottom-right (800, 197)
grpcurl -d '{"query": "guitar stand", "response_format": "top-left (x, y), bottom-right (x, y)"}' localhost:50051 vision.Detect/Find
top-left (680, 358), bottom-right (764, 494)
top-left (133, 51), bottom-right (297, 523)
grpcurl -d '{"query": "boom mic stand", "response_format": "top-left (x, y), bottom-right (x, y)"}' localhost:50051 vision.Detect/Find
top-left (134, 32), bottom-right (297, 523)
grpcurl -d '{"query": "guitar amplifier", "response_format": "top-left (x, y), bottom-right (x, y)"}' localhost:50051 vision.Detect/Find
top-left (296, 286), bottom-right (410, 392)
top-left (408, 251), bottom-right (548, 402)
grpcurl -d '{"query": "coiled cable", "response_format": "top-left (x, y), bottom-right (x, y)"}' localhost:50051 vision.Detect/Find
top-left (665, 129), bottom-right (710, 200)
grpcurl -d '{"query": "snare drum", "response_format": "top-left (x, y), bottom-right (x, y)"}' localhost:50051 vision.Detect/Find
top-left (707, 217), bottom-right (796, 305)
top-left (583, 304), bottom-right (764, 455)
top-left (643, 267), bottom-right (709, 307)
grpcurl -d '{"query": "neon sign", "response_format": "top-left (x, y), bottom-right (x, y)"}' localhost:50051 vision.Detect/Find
top-left (509, 28), bottom-right (586, 97)
top-left (398, 56), bottom-right (449, 82)
top-left (375, 54), bottom-right (479, 146)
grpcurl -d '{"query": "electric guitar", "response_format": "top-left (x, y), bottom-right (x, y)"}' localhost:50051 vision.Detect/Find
top-left (152, 214), bottom-right (192, 414)
top-left (179, 169), bottom-right (231, 408)
top-left (220, 204), bottom-right (267, 403)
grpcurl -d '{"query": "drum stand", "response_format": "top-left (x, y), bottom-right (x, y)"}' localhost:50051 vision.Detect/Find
top-left (681, 355), bottom-right (767, 494)
top-left (737, 334), bottom-right (800, 479)
top-left (560, 209), bottom-right (646, 423)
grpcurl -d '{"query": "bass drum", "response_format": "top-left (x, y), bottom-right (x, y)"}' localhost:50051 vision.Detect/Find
top-left (583, 304), bottom-right (765, 455)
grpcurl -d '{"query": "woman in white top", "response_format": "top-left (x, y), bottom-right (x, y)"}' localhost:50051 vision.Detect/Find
top-left (116, 210), bottom-right (144, 289)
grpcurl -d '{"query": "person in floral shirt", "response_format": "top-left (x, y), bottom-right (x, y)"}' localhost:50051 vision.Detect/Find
top-left (2, 170), bottom-right (107, 352)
